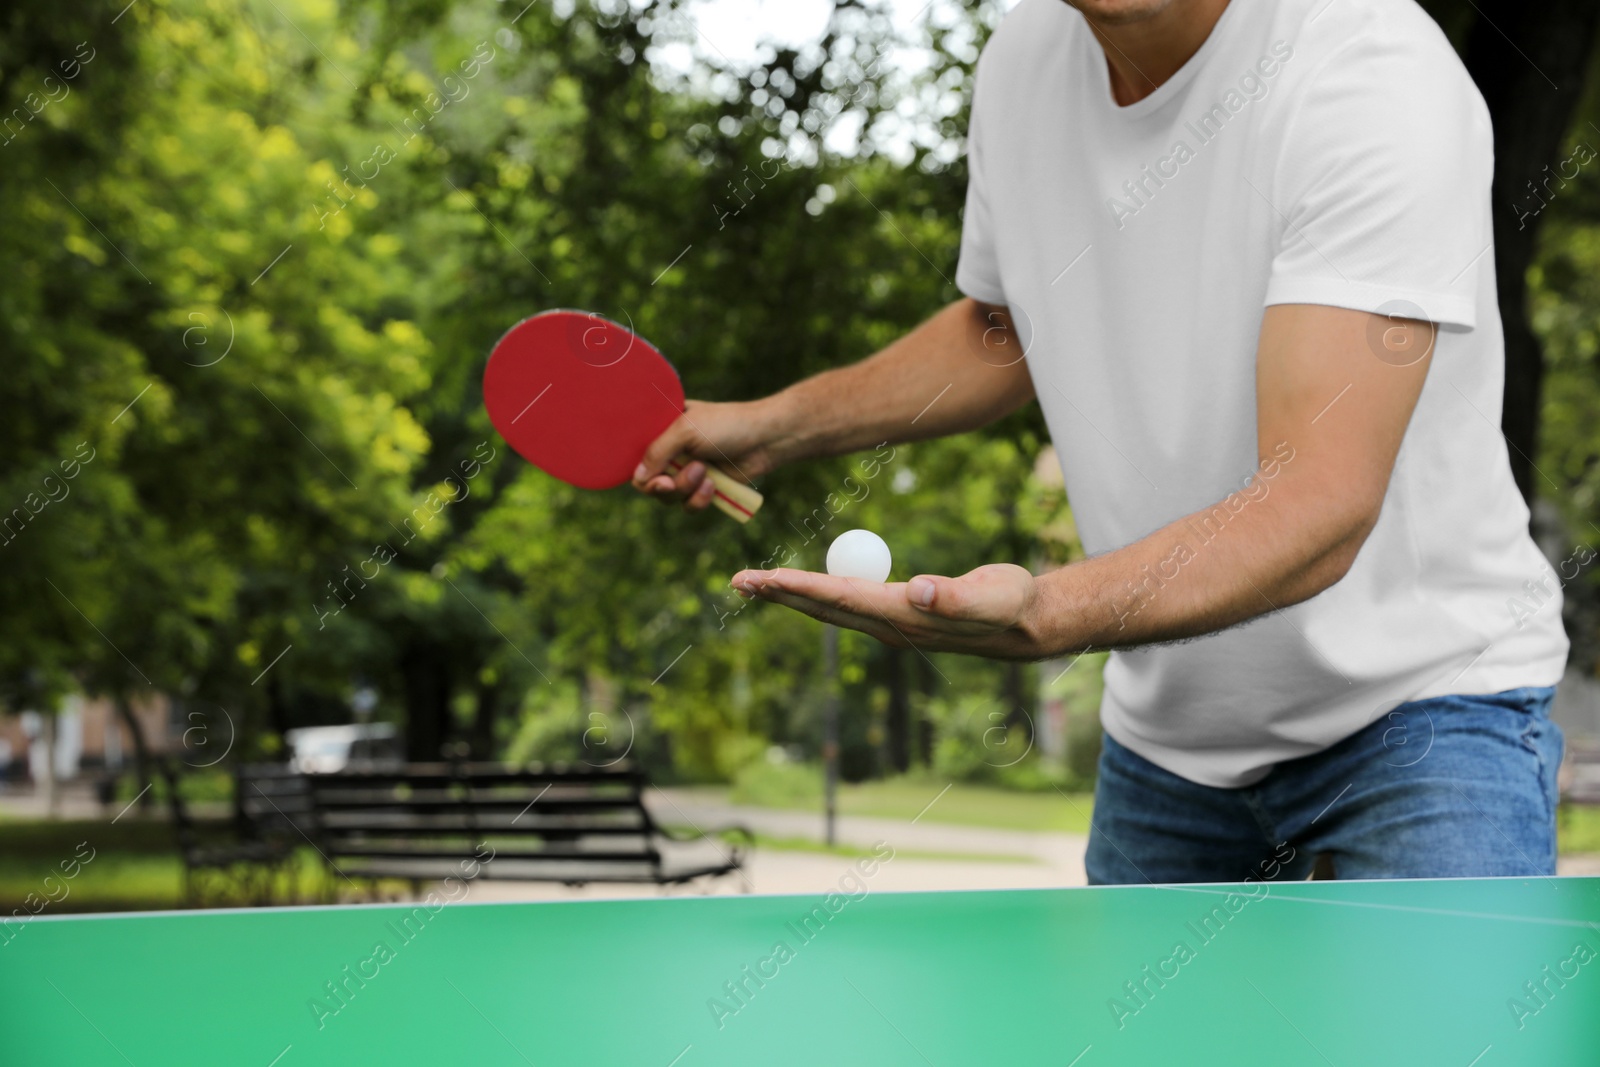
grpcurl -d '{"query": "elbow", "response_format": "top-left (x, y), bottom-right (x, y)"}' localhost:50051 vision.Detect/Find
top-left (1316, 542), bottom-right (1363, 590)
top-left (1307, 500), bottom-right (1382, 592)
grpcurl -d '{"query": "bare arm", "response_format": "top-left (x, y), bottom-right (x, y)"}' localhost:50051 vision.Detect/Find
top-left (732, 304), bottom-right (1435, 658)
top-left (633, 299), bottom-right (1033, 508)
top-left (1026, 302), bottom-right (1432, 649)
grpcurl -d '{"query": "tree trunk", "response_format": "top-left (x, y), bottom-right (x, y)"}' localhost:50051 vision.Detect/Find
top-left (264, 672), bottom-right (291, 751)
top-left (1458, 0), bottom-right (1600, 503)
top-left (914, 653), bottom-right (937, 768)
top-left (401, 642), bottom-right (454, 763)
top-left (469, 677), bottom-right (500, 762)
top-left (1002, 661), bottom-right (1033, 743)
top-left (883, 646), bottom-right (910, 774)
top-left (114, 693), bottom-right (154, 812)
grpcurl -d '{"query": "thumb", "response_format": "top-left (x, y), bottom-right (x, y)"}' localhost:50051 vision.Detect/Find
top-left (907, 575), bottom-right (955, 613)
top-left (634, 415), bottom-right (696, 487)
top-left (908, 565), bottom-right (1030, 623)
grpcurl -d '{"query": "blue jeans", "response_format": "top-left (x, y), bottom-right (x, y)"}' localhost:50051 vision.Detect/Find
top-left (1085, 687), bottom-right (1563, 884)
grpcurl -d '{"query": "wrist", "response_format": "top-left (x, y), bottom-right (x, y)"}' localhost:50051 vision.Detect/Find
top-left (749, 389), bottom-right (813, 467)
top-left (1022, 567), bottom-right (1086, 659)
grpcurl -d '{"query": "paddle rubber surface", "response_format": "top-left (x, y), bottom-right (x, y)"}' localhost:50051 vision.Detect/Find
top-left (7, 877), bottom-right (1600, 1065)
top-left (483, 311), bottom-right (685, 490)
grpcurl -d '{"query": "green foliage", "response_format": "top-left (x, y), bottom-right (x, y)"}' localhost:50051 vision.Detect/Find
top-left (1528, 127), bottom-right (1600, 666)
top-left (1047, 651), bottom-right (1108, 782)
top-left (731, 758), bottom-right (824, 808)
top-left (503, 682), bottom-right (590, 764)
top-left (113, 767), bottom-right (234, 804)
top-left (927, 692), bottom-right (1025, 784)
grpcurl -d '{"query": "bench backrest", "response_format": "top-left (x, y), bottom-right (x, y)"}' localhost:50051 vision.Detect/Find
top-left (232, 761), bottom-right (663, 882)
top-left (235, 764), bottom-right (317, 841)
top-left (306, 761), bottom-right (652, 839)
top-left (1565, 743), bottom-right (1600, 805)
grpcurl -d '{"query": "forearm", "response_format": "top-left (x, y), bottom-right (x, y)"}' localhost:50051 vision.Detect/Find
top-left (1032, 455), bottom-right (1377, 655)
top-left (753, 298), bottom-right (1034, 464)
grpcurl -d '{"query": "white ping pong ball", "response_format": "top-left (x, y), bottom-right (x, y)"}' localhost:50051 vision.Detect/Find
top-left (826, 529), bottom-right (892, 582)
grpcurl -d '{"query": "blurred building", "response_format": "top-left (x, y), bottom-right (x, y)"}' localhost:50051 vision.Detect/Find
top-left (0, 693), bottom-right (172, 788)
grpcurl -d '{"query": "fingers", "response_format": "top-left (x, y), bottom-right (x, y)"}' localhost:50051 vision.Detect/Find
top-left (637, 461), bottom-right (708, 505)
top-left (762, 589), bottom-right (906, 646)
top-left (729, 563), bottom-right (1043, 656)
top-left (732, 570), bottom-right (908, 645)
top-left (634, 415), bottom-right (693, 483)
top-left (734, 568), bottom-right (884, 612)
top-left (632, 412), bottom-right (727, 511)
top-left (686, 475), bottom-right (717, 511)
top-left (735, 568), bottom-right (946, 627)
top-left (735, 569), bottom-right (929, 634)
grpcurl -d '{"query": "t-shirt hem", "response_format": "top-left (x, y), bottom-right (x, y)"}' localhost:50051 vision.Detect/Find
top-left (1100, 644), bottom-right (1570, 790)
top-left (1264, 276), bottom-right (1477, 330)
top-left (1404, 645), bottom-right (1568, 708)
top-left (1099, 711), bottom-right (1276, 789)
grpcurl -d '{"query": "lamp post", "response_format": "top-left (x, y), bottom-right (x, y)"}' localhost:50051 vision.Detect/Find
top-left (351, 686), bottom-right (378, 726)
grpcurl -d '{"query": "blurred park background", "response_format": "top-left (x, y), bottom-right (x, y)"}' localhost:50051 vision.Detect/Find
top-left (5, 0), bottom-right (1600, 911)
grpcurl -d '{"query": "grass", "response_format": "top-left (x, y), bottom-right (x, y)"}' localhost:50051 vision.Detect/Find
top-left (839, 779), bottom-right (1095, 834)
top-left (732, 765), bottom-right (1600, 854)
top-left (0, 817), bottom-right (368, 914)
top-left (1559, 804), bottom-right (1600, 854)
top-left (731, 764), bottom-right (1096, 834)
top-left (708, 830), bottom-right (1037, 865)
top-left (0, 818), bottom-right (181, 913)
top-left (0, 821), bottom-right (175, 913)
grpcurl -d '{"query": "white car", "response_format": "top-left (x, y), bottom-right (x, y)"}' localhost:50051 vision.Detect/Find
top-left (284, 723), bottom-right (399, 774)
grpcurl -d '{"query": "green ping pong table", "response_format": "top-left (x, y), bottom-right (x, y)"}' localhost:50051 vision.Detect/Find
top-left (4, 877), bottom-right (1598, 1065)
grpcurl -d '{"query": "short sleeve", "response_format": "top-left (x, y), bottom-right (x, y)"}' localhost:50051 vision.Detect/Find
top-left (955, 70), bottom-right (1008, 306)
top-left (1264, 36), bottom-right (1491, 329)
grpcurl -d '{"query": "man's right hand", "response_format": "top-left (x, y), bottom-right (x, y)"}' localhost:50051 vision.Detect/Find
top-left (632, 399), bottom-right (782, 511)
top-left (632, 299), bottom-right (1035, 512)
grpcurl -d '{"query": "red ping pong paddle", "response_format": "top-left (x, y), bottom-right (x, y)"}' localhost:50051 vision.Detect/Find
top-left (483, 310), bottom-right (763, 523)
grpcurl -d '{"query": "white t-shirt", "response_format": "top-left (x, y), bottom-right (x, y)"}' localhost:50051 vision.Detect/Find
top-left (956, 0), bottom-right (1569, 787)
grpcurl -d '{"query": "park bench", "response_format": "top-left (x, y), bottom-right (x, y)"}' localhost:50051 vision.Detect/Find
top-left (233, 761), bottom-right (751, 899)
top-left (1561, 740), bottom-right (1600, 805)
top-left (162, 761), bottom-right (299, 908)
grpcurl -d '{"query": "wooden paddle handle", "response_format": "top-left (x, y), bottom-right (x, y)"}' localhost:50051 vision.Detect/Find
top-left (666, 455), bottom-right (763, 524)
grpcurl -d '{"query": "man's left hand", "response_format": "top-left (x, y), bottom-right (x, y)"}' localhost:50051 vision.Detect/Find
top-left (730, 562), bottom-right (1054, 660)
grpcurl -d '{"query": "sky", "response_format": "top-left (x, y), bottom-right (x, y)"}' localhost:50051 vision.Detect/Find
top-left (648, 0), bottom-right (1022, 72)
top-left (633, 0), bottom-right (1019, 161)
top-left (673, 0), bottom-right (948, 67)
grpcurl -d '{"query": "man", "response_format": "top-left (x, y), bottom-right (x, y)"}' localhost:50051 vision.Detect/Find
top-left (635, 0), bottom-right (1569, 883)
